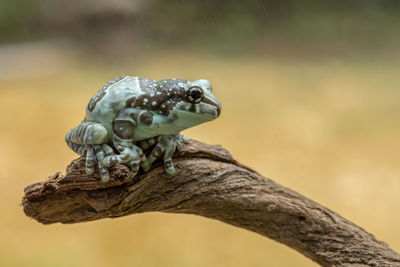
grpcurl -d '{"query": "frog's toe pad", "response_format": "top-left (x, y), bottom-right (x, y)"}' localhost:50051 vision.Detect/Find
top-left (102, 156), bottom-right (116, 167)
top-left (101, 173), bottom-right (110, 183)
top-left (181, 135), bottom-right (190, 143)
top-left (127, 160), bottom-right (140, 178)
top-left (165, 167), bottom-right (176, 175)
top-left (85, 168), bottom-right (95, 175)
top-left (141, 161), bottom-right (152, 172)
top-left (164, 160), bottom-right (175, 175)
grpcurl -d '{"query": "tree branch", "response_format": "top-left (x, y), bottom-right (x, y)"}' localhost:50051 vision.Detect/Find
top-left (22, 140), bottom-right (400, 266)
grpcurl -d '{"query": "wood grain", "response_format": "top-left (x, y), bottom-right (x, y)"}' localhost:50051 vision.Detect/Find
top-left (22, 140), bottom-right (400, 266)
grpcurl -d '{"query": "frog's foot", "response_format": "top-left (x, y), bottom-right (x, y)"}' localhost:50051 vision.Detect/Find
top-left (176, 134), bottom-right (189, 151)
top-left (85, 144), bottom-right (114, 182)
top-left (142, 134), bottom-right (186, 175)
top-left (138, 137), bottom-right (156, 150)
top-left (103, 145), bottom-right (146, 180)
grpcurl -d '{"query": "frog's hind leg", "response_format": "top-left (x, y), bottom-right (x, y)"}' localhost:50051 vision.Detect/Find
top-left (66, 121), bottom-right (108, 147)
top-left (65, 121), bottom-right (112, 181)
top-left (66, 138), bottom-right (85, 155)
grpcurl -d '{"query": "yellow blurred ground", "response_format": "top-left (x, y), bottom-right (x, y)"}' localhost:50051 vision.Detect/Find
top-left (0, 50), bottom-right (399, 266)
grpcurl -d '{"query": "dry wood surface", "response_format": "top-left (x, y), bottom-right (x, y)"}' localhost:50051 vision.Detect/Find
top-left (22, 140), bottom-right (400, 266)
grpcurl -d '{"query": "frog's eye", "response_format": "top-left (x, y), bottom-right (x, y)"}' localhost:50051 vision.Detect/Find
top-left (186, 86), bottom-right (204, 103)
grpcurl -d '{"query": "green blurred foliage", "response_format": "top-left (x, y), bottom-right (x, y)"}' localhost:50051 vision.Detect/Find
top-left (1, 0), bottom-right (400, 55)
top-left (0, 0), bottom-right (40, 42)
top-left (144, 0), bottom-right (400, 54)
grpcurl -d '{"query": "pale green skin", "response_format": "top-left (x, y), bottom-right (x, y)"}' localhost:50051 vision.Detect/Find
top-left (66, 76), bottom-right (221, 182)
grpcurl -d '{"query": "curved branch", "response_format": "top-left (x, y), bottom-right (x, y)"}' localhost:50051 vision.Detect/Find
top-left (22, 140), bottom-right (400, 266)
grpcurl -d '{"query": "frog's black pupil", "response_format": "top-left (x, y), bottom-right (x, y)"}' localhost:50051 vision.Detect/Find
top-left (187, 87), bottom-right (203, 102)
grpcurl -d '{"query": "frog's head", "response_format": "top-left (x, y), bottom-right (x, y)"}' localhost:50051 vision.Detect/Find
top-left (173, 79), bottom-right (221, 127)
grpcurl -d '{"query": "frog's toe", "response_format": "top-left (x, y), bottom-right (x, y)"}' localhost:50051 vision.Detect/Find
top-left (163, 148), bottom-right (177, 175)
top-left (127, 159), bottom-right (140, 179)
top-left (100, 173), bottom-right (110, 182)
top-left (176, 140), bottom-right (183, 150)
top-left (85, 146), bottom-right (96, 175)
top-left (180, 135), bottom-right (190, 143)
top-left (102, 144), bottom-right (114, 156)
top-left (139, 138), bottom-right (156, 150)
top-left (103, 151), bottom-right (131, 167)
top-left (176, 134), bottom-right (189, 150)
top-left (143, 135), bottom-right (182, 174)
top-left (94, 145), bottom-right (110, 182)
top-left (100, 144), bottom-right (115, 168)
top-left (103, 145), bottom-right (145, 180)
top-left (141, 160), bottom-right (152, 172)
top-left (164, 159), bottom-right (176, 175)
top-left (103, 155), bottom-right (117, 167)
top-left (142, 144), bottom-right (165, 172)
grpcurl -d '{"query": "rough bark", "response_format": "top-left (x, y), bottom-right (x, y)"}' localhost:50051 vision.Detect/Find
top-left (22, 140), bottom-right (400, 266)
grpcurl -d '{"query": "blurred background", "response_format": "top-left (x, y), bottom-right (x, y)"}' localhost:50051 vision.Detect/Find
top-left (1, 0), bottom-right (400, 266)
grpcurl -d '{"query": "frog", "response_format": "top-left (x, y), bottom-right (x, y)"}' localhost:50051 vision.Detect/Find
top-left (65, 76), bottom-right (222, 182)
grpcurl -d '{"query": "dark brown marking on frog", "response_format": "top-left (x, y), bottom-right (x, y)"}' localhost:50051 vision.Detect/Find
top-left (67, 121), bottom-right (90, 144)
top-left (134, 79), bottom-right (190, 117)
top-left (128, 110), bottom-right (140, 122)
top-left (87, 90), bottom-right (107, 112)
top-left (76, 122), bottom-right (89, 140)
top-left (125, 97), bottom-right (136, 108)
top-left (202, 96), bottom-right (221, 115)
top-left (112, 120), bottom-right (134, 139)
top-left (157, 99), bottom-right (175, 116)
top-left (170, 95), bottom-right (182, 103)
top-left (189, 103), bottom-right (196, 112)
top-left (134, 94), bottom-right (151, 109)
top-left (87, 76), bottom-right (126, 112)
top-left (139, 111), bottom-right (153, 126)
top-left (201, 96), bottom-right (217, 107)
top-left (151, 145), bottom-right (163, 158)
top-left (177, 104), bottom-right (187, 112)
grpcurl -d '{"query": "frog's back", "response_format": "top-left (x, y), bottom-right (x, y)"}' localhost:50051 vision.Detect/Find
top-left (85, 76), bottom-right (150, 128)
top-left (85, 76), bottom-right (189, 134)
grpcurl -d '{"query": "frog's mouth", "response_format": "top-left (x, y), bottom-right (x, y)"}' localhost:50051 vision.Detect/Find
top-left (175, 102), bottom-right (220, 118)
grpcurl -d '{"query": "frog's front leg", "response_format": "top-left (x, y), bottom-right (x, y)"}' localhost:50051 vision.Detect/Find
top-left (142, 134), bottom-right (189, 175)
top-left (103, 108), bottom-right (146, 179)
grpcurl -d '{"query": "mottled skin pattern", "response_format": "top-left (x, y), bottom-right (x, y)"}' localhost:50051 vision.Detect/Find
top-left (66, 76), bottom-right (222, 182)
